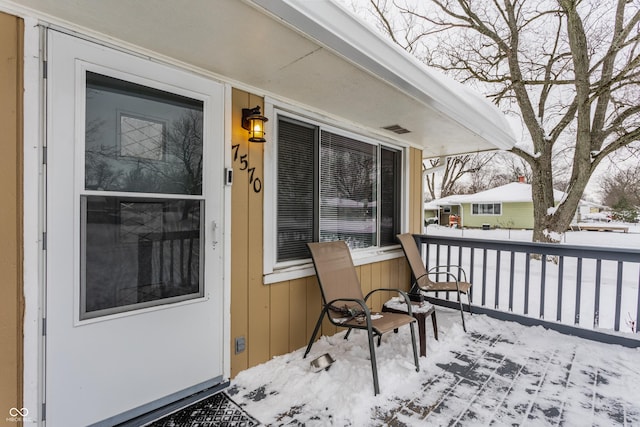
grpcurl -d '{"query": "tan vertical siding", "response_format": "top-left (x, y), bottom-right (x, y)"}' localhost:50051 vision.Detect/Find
top-left (288, 278), bottom-right (308, 351)
top-left (269, 282), bottom-right (290, 357)
top-left (230, 88), bottom-right (252, 376)
top-left (0, 11), bottom-right (24, 420)
top-left (305, 276), bottom-right (322, 342)
top-left (245, 93), bottom-right (270, 369)
top-left (409, 147), bottom-right (423, 233)
top-left (229, 91), bottom-right (420, 377)
top-left (369, 263), bottom-right (382, 309)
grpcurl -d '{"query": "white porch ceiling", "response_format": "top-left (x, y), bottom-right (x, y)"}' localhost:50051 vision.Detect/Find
top-left (10, 0), bottom-right (516, 157)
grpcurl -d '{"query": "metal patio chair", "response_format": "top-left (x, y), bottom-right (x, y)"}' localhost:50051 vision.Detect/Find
top-left (303, 240), bottom-right (420, 395)
top-left (397, 233), bottom-right (472, 332)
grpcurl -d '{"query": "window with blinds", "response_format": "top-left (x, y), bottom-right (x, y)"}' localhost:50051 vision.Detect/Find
top-left (276, 115), bottom-right (402, 263)
top-left (277, 118), bottom-right (317, 262)
top-left (472, 203), bottom-right (502, 215)
top-left (380, 147), bottom-right (401, 246)
top-left (320, 131), bottom-right (377, 248)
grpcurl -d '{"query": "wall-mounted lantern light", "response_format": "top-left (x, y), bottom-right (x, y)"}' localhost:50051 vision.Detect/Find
top-left (241, 105), bottom-right (268, 143)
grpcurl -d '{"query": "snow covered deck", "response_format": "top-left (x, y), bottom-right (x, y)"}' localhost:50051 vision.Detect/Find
top-left (228, 309), bottom-right (640, 426)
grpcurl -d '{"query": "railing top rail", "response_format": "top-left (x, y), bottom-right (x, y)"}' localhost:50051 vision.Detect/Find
top-left (414, 234), bottom-right (640, 262)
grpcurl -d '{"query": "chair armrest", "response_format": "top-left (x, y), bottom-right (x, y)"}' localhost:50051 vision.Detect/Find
top-left (428, 264), bottom-right (468, 282)
top-left (426, 270), bottom-right (463, 292)
top-left (364, 288), bottom-right (413, 316)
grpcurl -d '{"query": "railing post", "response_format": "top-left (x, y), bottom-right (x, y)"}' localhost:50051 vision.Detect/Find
top-left (458, 246), bottom-right (463, 281)
top-left (614, 261), bottom-right (623, 331)
top-left (508, 251), bottom-right (515, 312)
top-left (495, 250), bottom-right (501, 309)
top-left (469, 248), bottom-right (475, 302)
top-left (575, 258), bottom-right (583, 326)
top-left (540, 253), bottom-right (546, 319)
top-left (636, 267), bottom-right (640, 334)
top-left (446, 245), bottom-right (452, 299)
top-left (524, 253), bottom-right (531, 315)
top-left (481, 248), bottom-right (487, 306)
top-left (556, 256), bottom-right (564, 322)
top-left (594, 259), bottom-right (602, 329)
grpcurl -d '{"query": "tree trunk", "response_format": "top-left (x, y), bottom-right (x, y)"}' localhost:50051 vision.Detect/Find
top-left (529, 149), bottom-right (557, 243)
top-left (530, 142), bottom-right (595, 243)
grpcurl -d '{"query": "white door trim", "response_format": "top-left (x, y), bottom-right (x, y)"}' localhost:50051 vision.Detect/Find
top-left (23, 18), bottom-right (46, 427)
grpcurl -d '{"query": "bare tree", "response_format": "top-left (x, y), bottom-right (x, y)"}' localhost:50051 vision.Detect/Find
top-left (463, 151), bottom-right (533, 193)
top-left (601, 162), bottom-right (640, 209)
top-left (361, 0), bottom-right (640, 242)
top-left (424, 152), bottom-right (496, 199)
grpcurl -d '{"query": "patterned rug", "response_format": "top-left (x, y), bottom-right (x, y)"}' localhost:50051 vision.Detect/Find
top-left (146, 393), bottom-right (260, 427)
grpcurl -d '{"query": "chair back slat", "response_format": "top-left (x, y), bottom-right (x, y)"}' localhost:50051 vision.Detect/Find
top-left (307, 241), bottom-right (364, 305)
top-left (397, 233), bottom-right (429, 280)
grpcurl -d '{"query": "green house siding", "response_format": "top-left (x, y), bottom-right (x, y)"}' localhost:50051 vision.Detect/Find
top-left (463, 202), bottom-right (534, 229)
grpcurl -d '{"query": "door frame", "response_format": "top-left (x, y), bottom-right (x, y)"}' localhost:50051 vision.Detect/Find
top-left (21, 23), bottom-right (232, 426)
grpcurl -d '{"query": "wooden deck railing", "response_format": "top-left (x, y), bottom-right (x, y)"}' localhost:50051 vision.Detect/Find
top-left (413, 234), bottom-right (640, 347)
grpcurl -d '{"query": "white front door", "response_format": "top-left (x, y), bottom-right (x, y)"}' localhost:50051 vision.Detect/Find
top-left (46, 31), bottom-right (226, 427)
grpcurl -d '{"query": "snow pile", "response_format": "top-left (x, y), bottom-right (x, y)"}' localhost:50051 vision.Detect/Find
top-left (230, 312), bottom-right (466, 425)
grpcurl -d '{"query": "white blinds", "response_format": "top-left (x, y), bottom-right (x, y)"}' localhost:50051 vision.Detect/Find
top-left (320, 131), bottom-right (377, 249)
top-left (277, 118), bottom-right (317, 261)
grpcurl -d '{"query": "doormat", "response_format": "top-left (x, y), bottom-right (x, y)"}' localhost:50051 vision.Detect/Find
top-left (146, 392), bottom-right (261, 427)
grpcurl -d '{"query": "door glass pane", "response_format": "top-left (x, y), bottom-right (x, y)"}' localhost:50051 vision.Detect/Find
top-left (85, 71), bottom-right (204, 195)
top-left (81, 196), bottom-right (203, 319)
top-left (320, 131), bottom-right (377, 248)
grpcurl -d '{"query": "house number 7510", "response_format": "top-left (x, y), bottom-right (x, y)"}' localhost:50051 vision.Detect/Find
top-left (231, 144), bottom-right (262, 193)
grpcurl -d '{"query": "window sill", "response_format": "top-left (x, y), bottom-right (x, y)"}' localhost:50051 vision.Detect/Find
top-left (263, 246), bottom-right (405, 285)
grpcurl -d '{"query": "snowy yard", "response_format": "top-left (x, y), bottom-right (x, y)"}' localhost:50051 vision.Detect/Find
top-left (230, 308), bottom-right (640, 426)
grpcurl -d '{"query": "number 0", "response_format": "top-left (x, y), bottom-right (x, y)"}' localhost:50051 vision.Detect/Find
top-left (253, 178), bottom-right (262, 193)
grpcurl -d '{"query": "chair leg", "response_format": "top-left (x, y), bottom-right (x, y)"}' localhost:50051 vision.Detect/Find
top-left (304, 308), bottom-right (327, 358)
top-left (344, 328), bottom-right (353, 340)
top-left (457, 291), bottom-right (467, 333)
top-left (366, 326), bottom-right (380, 395)
top-left (409, 322), bottom-right (420, 372)
top-left (431, 311), bottom-right (439, 341)
top-left (467, 291), bottom-right (473, 315)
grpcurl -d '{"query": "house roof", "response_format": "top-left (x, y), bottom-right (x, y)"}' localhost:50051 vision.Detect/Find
top-left (8, 0), bottom-right (516, 157)
top-left (425, 182), bottom-right (566, 208)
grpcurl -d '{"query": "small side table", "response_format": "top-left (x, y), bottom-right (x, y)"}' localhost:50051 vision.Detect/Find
top-left (382, 299), bottom-right (438, 357)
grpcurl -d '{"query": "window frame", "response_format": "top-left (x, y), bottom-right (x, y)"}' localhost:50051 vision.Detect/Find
top-left (471, 202), bottom-right (502, 216)
top-left (78, 64), bottom-right (210, 320)
top-left (263, 101), bottom-right (409, 283)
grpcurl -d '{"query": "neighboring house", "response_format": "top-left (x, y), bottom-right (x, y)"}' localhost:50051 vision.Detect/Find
top-left (576, 201), bottom-right (611, 222)
top-left (0, 1), bottom-right (515, 425)
top-left (425, 182), bottom-right (569, 229)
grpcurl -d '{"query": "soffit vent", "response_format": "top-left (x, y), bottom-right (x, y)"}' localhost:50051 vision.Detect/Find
top-left (382, 124), bottom-right (411, 134)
